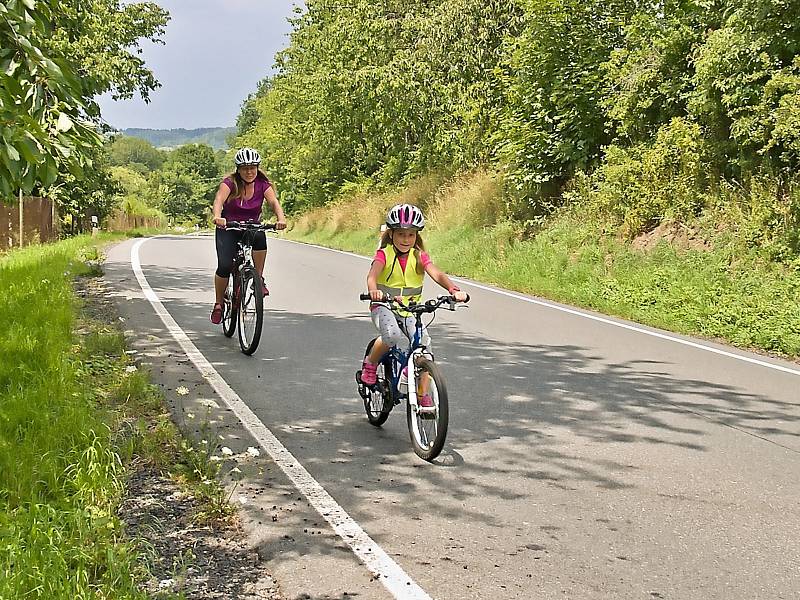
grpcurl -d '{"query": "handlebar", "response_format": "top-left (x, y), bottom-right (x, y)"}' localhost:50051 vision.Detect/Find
top-left (359, 292), bottom-right (470, 313)
top-left (223, 221), bottom-right (278, 231)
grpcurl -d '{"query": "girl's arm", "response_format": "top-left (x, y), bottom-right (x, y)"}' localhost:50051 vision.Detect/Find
top-left (425, 263), bottom-right (468, 302)
top-left (264, 186), bottom-right (287, 229)
top-left (367, 260), bottom-right (385, 301)
top-left (212, 182), bottom-right (231, 227)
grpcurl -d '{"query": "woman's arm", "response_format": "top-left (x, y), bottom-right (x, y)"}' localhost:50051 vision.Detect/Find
top-left (264, 186), bottom-right (287, 229)
top-left (212, 181), bottom-right (231, 227)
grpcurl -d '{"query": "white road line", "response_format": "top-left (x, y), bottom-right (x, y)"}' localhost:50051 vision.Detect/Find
top-left (284, 239), bottom-right (800, 378)
top-left (131, 238), bottom-right (432, 600)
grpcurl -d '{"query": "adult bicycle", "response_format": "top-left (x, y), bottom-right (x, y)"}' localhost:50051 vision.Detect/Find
top-left (220, 221), bottom-right (276, 355)
top-left (355, 293), bottom-right (469, 461)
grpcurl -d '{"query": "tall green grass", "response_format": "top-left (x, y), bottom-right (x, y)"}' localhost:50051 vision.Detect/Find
top-left (287, 171), bottom-right (800, 358)
top-left (0, 238), bottom-right (147, 599)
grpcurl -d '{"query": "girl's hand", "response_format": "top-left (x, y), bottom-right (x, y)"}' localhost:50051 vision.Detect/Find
top-left (213, 216), bottom-right (226, 228)
top-left (369, 289), bottom-right (385, 302)
top-left (453, 290), bottom-right (468, 303)
top-left (275, 219), bottom-right (287, 230)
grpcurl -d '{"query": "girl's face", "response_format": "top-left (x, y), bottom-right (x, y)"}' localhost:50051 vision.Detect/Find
top-left (391, 228), bottom-right (417, 252)
top-left (237, 164), bottom-right (258, 182)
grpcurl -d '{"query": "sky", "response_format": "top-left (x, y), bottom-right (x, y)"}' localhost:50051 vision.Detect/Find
top-left (97, 1), bottom-right (300, 130)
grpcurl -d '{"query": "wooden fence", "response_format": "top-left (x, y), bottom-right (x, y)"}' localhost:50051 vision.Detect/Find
top-left (106, 211), bottom-right (164, 231)
top-left (0, 197), bottom-right (57, 251)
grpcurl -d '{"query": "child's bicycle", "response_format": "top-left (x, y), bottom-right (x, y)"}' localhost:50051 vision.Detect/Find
top-left (355, 292), bottom-right (469, 461)
top-left (220, 221), bottom-right (276, 355)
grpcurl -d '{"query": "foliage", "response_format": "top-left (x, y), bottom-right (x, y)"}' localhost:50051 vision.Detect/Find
top-left (585, 118), bottom-right (709, 236)
top-left (497, 0), bottom-right (638, 204)
top-left (602, 8), bottom-right (709, 144)
top-left (155, 143), bottom-right (221, 223)
top-left (46, 0), bottom-right (169, 103)
top-left (108, 135), bottom-right (165, 171)
top-left (51, 143), bottom-right (123, 234)
top-left (235, 0), bottom-right (523, 210)
top-left (689, 0), bottom-right (800, 174)
top-left (0, 1), bottom-right (101, 197)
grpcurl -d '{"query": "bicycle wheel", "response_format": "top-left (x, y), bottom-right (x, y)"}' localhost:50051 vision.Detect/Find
top-left (357, 340), bottom-right (394, 426)
top-left (406, 357), bottom-right (448, 461)
top-left (222, 273), bottom-right (238, 338)
top-left (237, 266), bottom-right (263, 355)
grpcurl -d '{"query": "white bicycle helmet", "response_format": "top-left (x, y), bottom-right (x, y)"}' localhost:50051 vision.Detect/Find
top-left (386, 203), bottom-right (425, 231)
top-left (234, 147), bottom-right (261, 166)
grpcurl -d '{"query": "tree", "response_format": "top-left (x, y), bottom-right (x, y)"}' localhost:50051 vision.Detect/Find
top-left (156, 144), bottom-right (221, 223)
top-left (108, 136), bottom-right (164, 171)
top-left (0, 0), bottom-right (168, 201)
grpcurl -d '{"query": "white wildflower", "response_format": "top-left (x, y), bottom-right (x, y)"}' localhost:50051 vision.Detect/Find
top-left (158, 578), bottom-right (174, 589)
top-left (246, 447), bottom-right (261, 458)
top-left (176, 386), bottom-right (189, 396)
top-left (124, 365), bottom-right (137, 373)
top-left (186, 412), bottom-right (195, 420)
top-left (229, 467), bottom-right (242, 474)
top-left (220, 446), bottom-right (233, 456)
top-left (238, 495), bottom-right (249, 505)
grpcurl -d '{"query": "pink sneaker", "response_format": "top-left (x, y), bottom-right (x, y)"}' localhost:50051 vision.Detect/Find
top-left (210, 303), bottom-right (223, 324)
top-left (360, 360), bottom-right (377, 385)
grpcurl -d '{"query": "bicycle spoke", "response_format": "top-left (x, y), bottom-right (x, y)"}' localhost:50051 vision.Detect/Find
top-left (406, 358), bottom-right (448, 461)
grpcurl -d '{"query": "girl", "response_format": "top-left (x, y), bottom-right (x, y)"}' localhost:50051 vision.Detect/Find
top-left (361, 203), bottom-right (468, 407)
top-left (210, 147), bottom-right (286, 324)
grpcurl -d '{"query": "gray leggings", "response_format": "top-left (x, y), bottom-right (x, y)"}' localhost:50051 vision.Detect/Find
top-left (371, 306), bottom-right (431, 350)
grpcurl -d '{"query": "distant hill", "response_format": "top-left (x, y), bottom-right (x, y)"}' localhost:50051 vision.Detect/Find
top-left (121, 127), bottom-right (237, 150)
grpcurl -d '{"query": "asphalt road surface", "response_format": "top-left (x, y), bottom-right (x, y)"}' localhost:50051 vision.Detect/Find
top-left (104, 234), bottom-right (800, 600)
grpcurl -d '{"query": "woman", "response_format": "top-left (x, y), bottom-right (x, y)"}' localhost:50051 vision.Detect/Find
top-left (210, 147), bottom-right (286, 324)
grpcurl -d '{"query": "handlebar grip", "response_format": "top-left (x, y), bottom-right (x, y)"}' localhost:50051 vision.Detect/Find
top-left (359, 293), bottom-right (371, 301)
top-left (463, 293), bottom-right (470, 303)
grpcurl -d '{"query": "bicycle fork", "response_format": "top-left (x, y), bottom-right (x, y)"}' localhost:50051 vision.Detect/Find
top-left (404, 348), bottom-right (433, 413)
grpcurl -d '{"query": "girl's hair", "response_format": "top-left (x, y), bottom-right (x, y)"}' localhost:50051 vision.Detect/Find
top-left (379, 229), bottom-right (426, 274)
top-left (224, 168), bottom-right (269, 202)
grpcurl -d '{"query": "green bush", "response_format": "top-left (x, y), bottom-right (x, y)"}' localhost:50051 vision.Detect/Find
top-left (589, 118), bottom-right (708, 236)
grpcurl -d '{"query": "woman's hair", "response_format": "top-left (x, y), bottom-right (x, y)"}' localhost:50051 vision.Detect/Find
top-left (224, 168), bottom-right (269, 202)
top-left (379, 229), bottom-right (426, 274)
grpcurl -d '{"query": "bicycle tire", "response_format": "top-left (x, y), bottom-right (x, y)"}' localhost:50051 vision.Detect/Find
top-left (359, 340), bottom-right (393, 426)
top-left (237, 267), bottom-right (263, 355)
top-left (222, 273), bottom-right (238, 338)
top-left (406, 357), bottom-right (448, 461)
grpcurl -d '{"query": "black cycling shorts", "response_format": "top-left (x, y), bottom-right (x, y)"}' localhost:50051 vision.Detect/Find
top-left (215, 227), bottom-right (267, 278)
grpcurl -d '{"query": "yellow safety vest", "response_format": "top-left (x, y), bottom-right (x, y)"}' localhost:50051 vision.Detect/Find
top-left (377, 245), bottom-right (424, 312)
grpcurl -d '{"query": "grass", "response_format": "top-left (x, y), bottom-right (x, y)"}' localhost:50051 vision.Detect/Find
top-left (0, 235), bottom-right (234, 599)
top-left (286, 170), bottom-right (800, 359)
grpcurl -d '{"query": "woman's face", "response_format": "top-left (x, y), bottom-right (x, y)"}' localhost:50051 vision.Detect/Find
top-left (391, 228), bottom-right (417, 252)
top-left (237, 164), bottom-right (258, 182)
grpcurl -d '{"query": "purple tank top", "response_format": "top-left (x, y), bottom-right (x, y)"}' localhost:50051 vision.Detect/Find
top-left (221, 175), bottom-right (272, 222)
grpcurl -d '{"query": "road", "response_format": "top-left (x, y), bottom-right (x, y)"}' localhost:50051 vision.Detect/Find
top-left (104, 234), bottom-right (800, 600)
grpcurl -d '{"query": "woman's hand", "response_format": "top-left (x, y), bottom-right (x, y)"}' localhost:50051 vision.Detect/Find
top-left (213, 216), bottom-right (226, 228)
top-left (453, 290), bottom-right (468, 302)
top-left (275, 219), bottom-right (287, 231)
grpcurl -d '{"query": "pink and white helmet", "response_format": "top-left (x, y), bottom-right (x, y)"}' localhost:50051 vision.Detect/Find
top-left (386, 203), bottom-right (425, 231)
